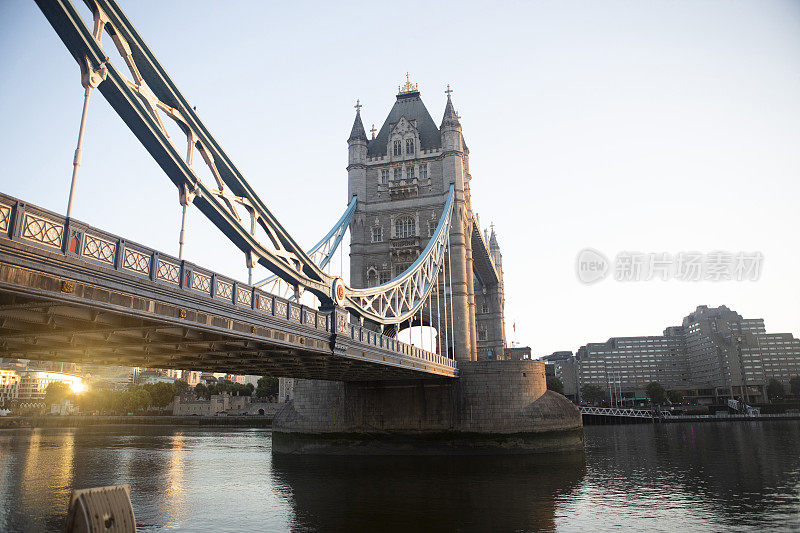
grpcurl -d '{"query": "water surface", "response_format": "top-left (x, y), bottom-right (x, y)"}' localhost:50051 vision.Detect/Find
top-left (1, 422), bottom-right (799, 531)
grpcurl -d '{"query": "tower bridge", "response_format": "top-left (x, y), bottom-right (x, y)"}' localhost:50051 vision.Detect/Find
top-left (2, 0), bottom-right (583, 454)
top-left (0, 192), bottom-right (455, 380)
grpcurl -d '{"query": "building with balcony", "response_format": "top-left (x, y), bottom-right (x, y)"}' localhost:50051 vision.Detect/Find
top-left (571, 305), bottom-right (800, 404)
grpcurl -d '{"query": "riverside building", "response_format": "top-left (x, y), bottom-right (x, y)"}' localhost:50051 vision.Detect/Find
top-left (573, 305), bottom-right (800, 404)
top-left (541, 351), bottom-right (578, 401)
top-left (0, 367), bottom-right (84, 404)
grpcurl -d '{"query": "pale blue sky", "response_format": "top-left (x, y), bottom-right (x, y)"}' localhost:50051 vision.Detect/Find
top-left (1, 0), bottom-right (798, 355)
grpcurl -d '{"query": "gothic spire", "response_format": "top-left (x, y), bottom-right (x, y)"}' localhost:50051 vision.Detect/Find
top-left (489, 223), bottom-right (499, 250)
top-left (348, 99), bottom-right (368, 142)
top-left (441, 84), bottom-right (461, 128)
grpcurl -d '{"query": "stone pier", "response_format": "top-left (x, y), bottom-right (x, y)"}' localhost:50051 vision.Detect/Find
top-left (272, 360), bottom-right (583, 455)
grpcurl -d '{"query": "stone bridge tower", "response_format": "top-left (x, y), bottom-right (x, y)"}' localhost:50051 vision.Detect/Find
top-left (347, 77), bottom-right (506, 362)
top-left (273, 78), bottom-right (581, 455)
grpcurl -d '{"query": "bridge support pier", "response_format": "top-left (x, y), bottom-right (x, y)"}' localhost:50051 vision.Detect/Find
top-left (273, 360), bottom-right (583, 455)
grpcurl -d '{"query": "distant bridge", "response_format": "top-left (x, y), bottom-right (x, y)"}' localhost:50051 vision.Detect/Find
top-left (579, 406), bottom-right (668, 421)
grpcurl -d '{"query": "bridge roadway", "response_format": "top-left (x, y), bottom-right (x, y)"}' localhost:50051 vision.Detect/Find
top-left (0, 194), bottom-right (457, 381)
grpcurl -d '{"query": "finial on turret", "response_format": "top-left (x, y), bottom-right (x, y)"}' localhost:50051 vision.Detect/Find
top-left (489, 223), bottom-right (500, 250)
top-left (370, 124), bottom-right (376, 139)
top-left (398, 73), bottom-right (419, 95)
top-left (348, 99), bottom-right (368, 143)
top-left (441, 84), bottom-right (461, 128)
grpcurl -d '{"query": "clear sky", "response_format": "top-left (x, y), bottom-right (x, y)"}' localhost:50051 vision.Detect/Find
top-left (1, 0), bottom-right (798, 356)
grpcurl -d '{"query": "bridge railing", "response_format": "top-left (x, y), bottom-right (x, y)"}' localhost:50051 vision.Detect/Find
top-left (0, 193), bottom-right (456, 372)
top-left (346, 323), bottom-right (454, 370)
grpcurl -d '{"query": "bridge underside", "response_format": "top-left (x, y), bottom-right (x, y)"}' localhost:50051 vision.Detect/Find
top-left (0, 289), bottom-right (378, 380)
top-left (0, 240), bottom-right (455, 381)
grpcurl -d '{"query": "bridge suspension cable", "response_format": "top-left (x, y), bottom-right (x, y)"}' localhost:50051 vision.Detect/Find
top-left (254, 196), bottom-right (356, 300)
top-left (36, 0), bottom-right (455, 327)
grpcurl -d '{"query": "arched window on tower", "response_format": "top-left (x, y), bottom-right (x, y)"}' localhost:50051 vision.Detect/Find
top-left (393, 140), bottom-right (402, 156)
top-left (395, 216), bottom-right (415, 239)
top-left (366, 268), bottom-right (378, 287)
top-left (405, 138), bottom-right (414, 154)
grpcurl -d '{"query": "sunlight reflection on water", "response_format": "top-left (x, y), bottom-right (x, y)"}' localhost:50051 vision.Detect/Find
top-left (1, 422), bottom-right (799, 532)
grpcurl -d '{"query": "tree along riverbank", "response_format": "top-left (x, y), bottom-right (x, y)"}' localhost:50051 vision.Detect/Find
top-left (0, 414), bottom-right (273, 429)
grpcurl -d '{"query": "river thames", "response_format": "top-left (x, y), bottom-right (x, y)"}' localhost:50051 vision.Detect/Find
top-left (1, 421), bottom-right (799, 532)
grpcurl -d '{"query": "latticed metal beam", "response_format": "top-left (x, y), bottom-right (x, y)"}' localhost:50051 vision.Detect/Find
top-left (254, 195), bottom-right (357, 299)
top-left (348, 186), bottom-right (454, 323)
top-left (35, 0), bottom-right (454, 326)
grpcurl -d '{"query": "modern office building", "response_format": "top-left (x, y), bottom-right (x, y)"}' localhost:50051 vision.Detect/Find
top-left (540, 351), bottom-right (577, 400)
top-left (573, 305), bottom-right (800, 404)
top-left (0, 369), bottom-right (20, 406)
top-left (0, 368), bottom-right (85, 404)
top-left (576, 336), bottom-right (685, 402)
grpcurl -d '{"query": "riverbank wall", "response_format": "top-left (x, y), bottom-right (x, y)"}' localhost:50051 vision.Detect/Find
top-left (0, 415), bottom-right (273, 429)
top-left (582, 412), bottom-right (800, 425)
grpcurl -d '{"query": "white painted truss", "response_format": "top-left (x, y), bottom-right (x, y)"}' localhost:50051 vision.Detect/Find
top-left (348, 186), bottom-right (454, 324)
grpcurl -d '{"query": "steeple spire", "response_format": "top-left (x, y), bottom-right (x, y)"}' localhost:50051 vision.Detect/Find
top-left (441, 84), bottom-right (461, 128)
top-left (348, 99), bottom-right (368, 142)
top-left (489, 223), bottom-right (499, 249)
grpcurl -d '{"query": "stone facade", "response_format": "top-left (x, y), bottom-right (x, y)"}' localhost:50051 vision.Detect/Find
top-left (172, 393), bottom-right (279, 417)
top-left (273, 361), bottom-right (582, 455)
top-left (347, 80), bottom-right (506, 361)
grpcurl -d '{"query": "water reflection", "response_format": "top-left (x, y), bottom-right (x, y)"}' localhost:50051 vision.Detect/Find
top-left (560, 423), bottom-right (800, 532)
top-left (0, 429), bottom-right (76, 531)
top-left (1, 423), bottom-right (799, 531)
top-left (272, 452), bottom-right (586, 532)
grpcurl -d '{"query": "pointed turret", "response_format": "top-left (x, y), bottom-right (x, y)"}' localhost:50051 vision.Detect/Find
top-left (349, 101), bottom-right (368, 142)
top-left (347, 100), bottom-right (368, 201)
top-left (489, 224), bottom-right (499, 249)
top-left (440, 84), bottom-right (464, 187)
top-left (489, 223), bottom-right (502, 273)
top-left (441, 87), bottom-right (461, 129)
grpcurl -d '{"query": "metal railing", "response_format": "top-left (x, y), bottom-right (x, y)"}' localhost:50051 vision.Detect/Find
top-left (579, 406), bottom-right (666, 419)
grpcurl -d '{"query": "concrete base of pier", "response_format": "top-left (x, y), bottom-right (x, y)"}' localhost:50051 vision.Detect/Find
top-left (272, 360), bottom-right (583, 455)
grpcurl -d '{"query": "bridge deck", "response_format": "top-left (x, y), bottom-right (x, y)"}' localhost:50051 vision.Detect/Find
top-left (0, 194), bottom-right (457, 381)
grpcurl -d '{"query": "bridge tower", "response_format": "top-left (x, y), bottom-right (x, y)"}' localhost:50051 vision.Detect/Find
top-left (276, 79), bottom-right (582, 453)
top-left (347, 77), bottom-right (506, 362)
